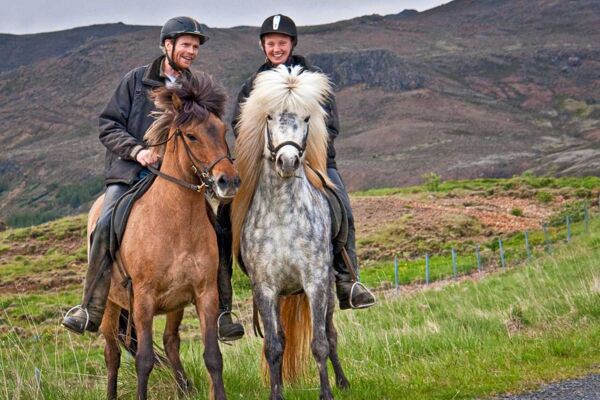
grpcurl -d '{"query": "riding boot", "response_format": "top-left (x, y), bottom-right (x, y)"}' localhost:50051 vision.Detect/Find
top-left (62, 183), bottom-right (129, 335)
top-left (62, 214), bottom-right (113, 334)
top-left (327, 168), bottom-right (376, 310)
top-left (216, 204), bottom-right (245, 342)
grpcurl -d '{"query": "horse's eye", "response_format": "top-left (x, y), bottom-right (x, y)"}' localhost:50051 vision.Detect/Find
top-left (266, 115), bottom-right (273, 121)
top-left (186, 134), bottom-right (198, 142)
top-left (304, 116), bottom-right (310, 123)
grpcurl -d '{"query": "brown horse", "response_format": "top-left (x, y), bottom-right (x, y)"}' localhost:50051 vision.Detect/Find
top-left (89, 74), bottom-right (239, 400)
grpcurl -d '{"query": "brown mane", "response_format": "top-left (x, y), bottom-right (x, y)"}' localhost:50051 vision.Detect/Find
top-left (144, 72), bottom-right (227, 156)
top-left (231, 65), bottom-right (333, 256)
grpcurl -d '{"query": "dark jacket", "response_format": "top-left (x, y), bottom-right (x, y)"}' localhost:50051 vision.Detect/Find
top-left (231, 55), bottom-right (340, 169)
top-left (98, 56), bottom-right (166, 185)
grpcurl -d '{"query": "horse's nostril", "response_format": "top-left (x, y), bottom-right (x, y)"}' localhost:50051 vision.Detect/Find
top-left (293, 156), bottom-right (300, 170)
top-left (276, 157), bottom-right (284, 170)
top-left (217, 176), bottom-right (227, 188)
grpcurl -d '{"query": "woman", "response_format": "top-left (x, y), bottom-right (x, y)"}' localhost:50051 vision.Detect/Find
top-left (219, 14), bottom-right (375, 310)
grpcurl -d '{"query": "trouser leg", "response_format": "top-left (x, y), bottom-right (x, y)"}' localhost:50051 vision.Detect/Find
top-left (215, 203), bottom-right (244, 341)
top-left (63, 183), bottom-right (130, 334)
top-left (327, 168), bottom-right (376, 310)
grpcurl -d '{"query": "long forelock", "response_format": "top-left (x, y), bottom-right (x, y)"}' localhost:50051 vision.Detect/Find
top-left (144, 72), bottom-right (227, 155)
top-left (231, 65), bottom-right (334, 256)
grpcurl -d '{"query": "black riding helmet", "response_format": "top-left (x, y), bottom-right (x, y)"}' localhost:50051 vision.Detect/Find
top-left (160, 16), bottom-right (208, 72)
top-left (160, 16), bottom-right (209, 45)
top-left (260, 14), bottom-right (297, 47)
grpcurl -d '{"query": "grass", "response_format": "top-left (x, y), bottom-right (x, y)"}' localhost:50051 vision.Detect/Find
top-left (1, 219), bottom-right (599, 399)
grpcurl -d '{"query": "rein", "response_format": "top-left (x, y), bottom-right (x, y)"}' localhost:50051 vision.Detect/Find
top-left (266, 120), bottom-right (309, 161)
top-left (148, 128), bottom-right (231, 193)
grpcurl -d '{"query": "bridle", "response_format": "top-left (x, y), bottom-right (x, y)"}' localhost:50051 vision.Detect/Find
top-left (147, 128), bottom-right (232, 193)
top-left (265, 117), bottom-right (309, 161)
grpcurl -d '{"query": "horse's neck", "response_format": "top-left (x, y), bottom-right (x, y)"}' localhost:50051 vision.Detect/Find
top-left (145, 149), bottom-right (207, 220)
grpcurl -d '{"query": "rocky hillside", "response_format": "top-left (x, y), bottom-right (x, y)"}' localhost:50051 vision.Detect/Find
top-left (0, 0), bottom-right (599, 226)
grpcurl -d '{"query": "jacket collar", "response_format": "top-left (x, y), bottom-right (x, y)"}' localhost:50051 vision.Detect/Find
top-left (142, 55), bottom-right (166, 87)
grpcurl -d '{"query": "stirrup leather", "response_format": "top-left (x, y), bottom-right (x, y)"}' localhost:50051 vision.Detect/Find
top-left (64, 305), bottom-right (90, 330)
top-left (349, 282), bottom-right (377, 309)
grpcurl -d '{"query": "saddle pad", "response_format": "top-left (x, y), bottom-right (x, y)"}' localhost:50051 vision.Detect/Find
top-left (109, 174), bottom-right (157, 259)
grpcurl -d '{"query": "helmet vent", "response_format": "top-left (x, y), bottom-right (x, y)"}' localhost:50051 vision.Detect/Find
top-left (273, 15), bottom-right (281, 30)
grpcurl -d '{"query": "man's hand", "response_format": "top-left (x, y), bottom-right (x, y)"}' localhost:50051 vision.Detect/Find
top-left (135, 149), bottom-right (160, 167)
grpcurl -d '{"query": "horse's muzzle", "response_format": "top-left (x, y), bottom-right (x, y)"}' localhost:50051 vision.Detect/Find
top-left (276, 153), bottom-right (300, 178)
top-left (214, 173), bottom-right (241, 200)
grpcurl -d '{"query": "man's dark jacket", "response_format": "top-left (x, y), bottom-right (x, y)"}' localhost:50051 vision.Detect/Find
top-left (231, 55), bottom-right (340, 169)
top-left (98, 56), bottom-right (166, 185)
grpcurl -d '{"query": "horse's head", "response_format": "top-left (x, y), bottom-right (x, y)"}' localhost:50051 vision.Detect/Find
top-left (265, 110), bottom-right (310, 178)
top-left (146, 73), bottom-right (240, 201)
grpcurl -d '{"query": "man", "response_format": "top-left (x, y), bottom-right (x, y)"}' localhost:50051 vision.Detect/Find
top-left (62, 16), bottom-right (245, 341)
top-left (219, 14), bottom-right (376, 310)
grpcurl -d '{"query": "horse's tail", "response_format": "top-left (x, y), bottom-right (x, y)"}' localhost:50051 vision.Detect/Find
top-left (116, 309), bottom-right (168, 365)
top-left (261, 293), bottom-right (312, 385)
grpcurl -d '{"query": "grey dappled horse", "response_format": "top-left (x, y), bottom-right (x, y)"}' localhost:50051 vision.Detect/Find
top-left (231, 65), bottom-right (349, 400)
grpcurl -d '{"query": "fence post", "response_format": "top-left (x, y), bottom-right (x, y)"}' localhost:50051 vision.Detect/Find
top-left (499, 238), bottom-right (506, 270)
top-left (543, 223), bottom-right (552, 254)
top-left (524, 231), bottom-right (532, 260)
top-left (452, 248), bottom-right (457, 280)
top-left (425, 254), bottom-right (430, 285)
top-left (585, 207), bottom-right (590, 234)
top-left (566, 216), bottom-right (571, 243)
top-left (476, 245), bottom-right (481, 273)
top-left (394, 255), bottom-right (399, 293)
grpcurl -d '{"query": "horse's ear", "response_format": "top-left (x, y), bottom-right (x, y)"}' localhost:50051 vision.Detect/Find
top-left (172, 93), bottom-right (183, 111)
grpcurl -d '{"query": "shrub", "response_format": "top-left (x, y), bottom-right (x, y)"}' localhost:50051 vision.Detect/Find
top-left (422, 172), bottom-right (441, 192)
top-left (536, 191), bottom-right (554, 204)
top-left (511, 208), bottom-right (524, 217)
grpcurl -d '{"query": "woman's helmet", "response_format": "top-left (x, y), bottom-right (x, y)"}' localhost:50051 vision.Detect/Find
top-left (259, 14), bottom-right (297, 47)
top-left (160, 16), bottom-right (209, 46)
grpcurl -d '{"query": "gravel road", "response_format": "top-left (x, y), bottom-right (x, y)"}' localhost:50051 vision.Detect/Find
top-left (491, 374), bottom-right (599, 400)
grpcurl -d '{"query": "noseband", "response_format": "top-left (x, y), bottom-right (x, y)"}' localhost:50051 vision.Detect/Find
top-left (266, 119), bottom-right (309, 161)
top-left (148, 128), bottom-right (232, 193)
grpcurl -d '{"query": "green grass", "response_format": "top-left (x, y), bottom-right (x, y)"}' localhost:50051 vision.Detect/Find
top-left (1, 220), bottom-right (599, 399)
top-left (354, 174), bottom-right (600, 196)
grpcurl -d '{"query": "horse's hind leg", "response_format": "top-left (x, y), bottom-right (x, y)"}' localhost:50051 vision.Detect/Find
top-left (307, 285), bottom-right (334, 400)
top-left (255, 285), bottom-right (284, 400)
top-left (194, 287), bottom-right (226, 400)
top-left (164, 309), bottom-right (193, 395)
top-left (325, 282), bottom-right (349, 390)
top-left (100, 300), bottom-right (121, 400)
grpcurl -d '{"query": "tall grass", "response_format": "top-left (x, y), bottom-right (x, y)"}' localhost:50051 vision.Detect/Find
top-left (1, 220), bottom-right (599, 399)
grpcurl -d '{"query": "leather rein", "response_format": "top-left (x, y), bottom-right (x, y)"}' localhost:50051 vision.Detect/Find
top-left (147, 128), bottom-right (231, 193)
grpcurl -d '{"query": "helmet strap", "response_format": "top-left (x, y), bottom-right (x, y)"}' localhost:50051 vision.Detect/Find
top-left (165, 36), bottom-right (183, 73)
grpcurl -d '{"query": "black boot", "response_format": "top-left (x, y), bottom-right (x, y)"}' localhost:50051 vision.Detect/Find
top-left (62, 215), bottom-right (113, 334)
top-left (216, 204), bottom-right (245, 342)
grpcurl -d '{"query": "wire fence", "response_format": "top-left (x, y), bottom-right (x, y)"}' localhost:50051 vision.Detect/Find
top-left (377, 205), bottom-right (596, 291)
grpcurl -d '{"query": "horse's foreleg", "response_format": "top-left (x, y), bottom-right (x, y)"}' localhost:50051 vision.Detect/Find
top-left (325, 279), bottom-right (349, 390)
top-left (194, 287), bottom-right (226, 400)
top-left (100, 301), bottom-right (121, 400)
top-left (164, 309), bottom-right (193, 395)
top-left (255, 285), bottom-right (284, 400)
top-left (307, 285), bottom-right (334, 400)
top-left (133, 295), bottom-right (155, 400)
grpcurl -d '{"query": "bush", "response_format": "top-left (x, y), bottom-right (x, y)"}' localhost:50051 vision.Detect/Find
top-left (536, 191), bottom-right (554, 204)
top-left (423, 172), bottom-right (441, 192)
top-left (511, 208), bottom-right (524, 217)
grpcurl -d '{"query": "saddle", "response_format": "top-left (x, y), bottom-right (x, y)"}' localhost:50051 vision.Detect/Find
top-left (109, 173), bottom-right (157, 260)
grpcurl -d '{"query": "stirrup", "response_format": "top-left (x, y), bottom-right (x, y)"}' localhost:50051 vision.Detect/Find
top-left (64, 305), bottom-right (90, 331)
top-left (217, 310), bottom-right (240, 344)
top-left (349, 282), bottom-right (376, 309)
